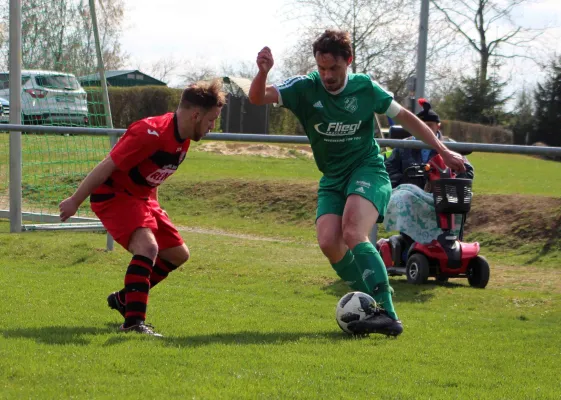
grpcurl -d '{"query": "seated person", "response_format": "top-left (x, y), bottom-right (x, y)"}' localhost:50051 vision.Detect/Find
top-left (381, 99), bottom-right (475, 261)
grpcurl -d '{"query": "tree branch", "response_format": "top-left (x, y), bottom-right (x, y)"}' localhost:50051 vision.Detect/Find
top-left (431, 0), bottom-right (482, 52)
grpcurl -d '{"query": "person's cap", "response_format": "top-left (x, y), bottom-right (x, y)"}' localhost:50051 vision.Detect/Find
top-left (416, 98), bottom-right (440, 123)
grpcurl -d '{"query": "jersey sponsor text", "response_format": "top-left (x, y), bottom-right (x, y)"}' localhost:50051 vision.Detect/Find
top-left (314, 121), bottom-right (362, 136)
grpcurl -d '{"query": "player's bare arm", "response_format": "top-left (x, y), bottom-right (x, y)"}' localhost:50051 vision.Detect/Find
top-left (392, 107), bottom-right (466, 173)
top-left (248, 46), bottom-right (279, 105)
top-left (59, 156), bottom-right (117, 221)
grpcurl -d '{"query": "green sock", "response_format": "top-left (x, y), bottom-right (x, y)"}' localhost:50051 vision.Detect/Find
top-left (352, 242), bottom-right (398, 320)
top-left (331, 250), bottom-right (371, 294)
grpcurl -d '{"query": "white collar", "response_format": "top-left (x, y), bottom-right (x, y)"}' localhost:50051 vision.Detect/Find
top-left (322, 74), bottom-right (349, 95)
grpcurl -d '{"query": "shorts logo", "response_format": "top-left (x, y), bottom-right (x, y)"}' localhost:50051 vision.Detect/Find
top-left (356, 180), bottom-right (371, 188)
top-left (344, 97), bottom-right (358, 113)
top-left (356, 186), bottom-right (366, 194)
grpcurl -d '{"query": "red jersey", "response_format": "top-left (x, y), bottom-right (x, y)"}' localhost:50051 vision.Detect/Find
top-left (92, 112), bottom-right (190, 200)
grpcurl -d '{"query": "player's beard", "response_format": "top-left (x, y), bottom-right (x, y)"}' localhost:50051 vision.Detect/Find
top-left (324, 78), bottom-right (342, 92)
top-left (193, 121), bottom-right (208, 142)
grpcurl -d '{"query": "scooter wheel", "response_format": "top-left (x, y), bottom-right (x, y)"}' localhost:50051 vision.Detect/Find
top-left (467, 256), bottom-right (490, 288)
top-left (406, 253), bottom-right (430, 284)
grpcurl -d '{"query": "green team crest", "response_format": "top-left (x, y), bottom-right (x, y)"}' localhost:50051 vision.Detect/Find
top-left (344, 96), bottom-right (358, 113)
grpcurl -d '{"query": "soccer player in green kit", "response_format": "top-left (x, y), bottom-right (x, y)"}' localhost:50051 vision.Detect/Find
top-left (249, 29), bottom-right (466, 337)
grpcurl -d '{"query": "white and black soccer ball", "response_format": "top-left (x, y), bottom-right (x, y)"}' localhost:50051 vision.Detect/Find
top-left (335, 291), bottom-right (376, 334)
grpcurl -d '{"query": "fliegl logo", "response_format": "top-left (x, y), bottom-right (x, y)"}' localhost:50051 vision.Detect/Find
top-left (314, 121), bottom-right (362, 136)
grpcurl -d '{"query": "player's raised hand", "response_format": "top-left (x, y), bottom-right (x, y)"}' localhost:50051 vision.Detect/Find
top-left (256, 47), bottom-right (274, 74)
top-left (59, 197), bottom-right (78, 222)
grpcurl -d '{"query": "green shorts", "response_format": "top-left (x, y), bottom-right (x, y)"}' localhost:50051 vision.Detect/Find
top-left (316, 155), bottom-right (392, 223)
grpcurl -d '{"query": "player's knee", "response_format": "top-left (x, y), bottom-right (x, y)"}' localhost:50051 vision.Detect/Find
top-left (158, 244), bottom-right (190, 267)
top-left (342, 226), bottom-right (366, 249)
top-left (175, 245), bottom-right (190, 266)
top-left (139, 242), bottom-right (159, 261)
top-left (129, 229), bottom-right (159, 261)
top-left (317, 231), bottom-right (339, 255)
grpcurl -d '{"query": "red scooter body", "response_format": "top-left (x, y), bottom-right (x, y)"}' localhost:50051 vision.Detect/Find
top-left (377, 154), bottom-right (490, 288)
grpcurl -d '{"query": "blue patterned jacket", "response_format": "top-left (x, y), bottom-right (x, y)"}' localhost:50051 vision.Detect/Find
top-left (384, 133), bottom-right (475, 189)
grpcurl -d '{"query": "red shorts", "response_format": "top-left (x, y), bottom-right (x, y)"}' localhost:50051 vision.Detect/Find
top-left (90, 193), bottom-right (184, 251)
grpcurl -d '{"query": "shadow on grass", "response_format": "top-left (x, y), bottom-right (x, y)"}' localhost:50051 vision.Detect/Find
top-left (322, 278), bottom-right (466, 304)
top-left (2, 323), bottom-right (118, 345)
top-left (3, 325), bottom-right (385, 347)
top-left (160, 330), bottom-right (380, 348)
top-left (524, 235), bottom-right (561, 266)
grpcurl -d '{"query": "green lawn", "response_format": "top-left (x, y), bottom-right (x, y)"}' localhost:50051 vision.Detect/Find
top-left (1, 223), bottom-right (560, 399)
top-left (1, 139), bottom-right (561, 398)
top-left (466, 152), bottom-right (561, 196)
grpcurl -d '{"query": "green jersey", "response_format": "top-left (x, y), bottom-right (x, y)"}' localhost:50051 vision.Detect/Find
top-left (275, 71), bottom-right (393, 179)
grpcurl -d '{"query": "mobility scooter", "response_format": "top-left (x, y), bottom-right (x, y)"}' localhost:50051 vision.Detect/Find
top-left (376, 154), bottom-right (490, 288)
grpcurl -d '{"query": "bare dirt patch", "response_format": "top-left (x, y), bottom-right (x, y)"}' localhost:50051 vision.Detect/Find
top-left (467, 194), bottom-right (561, 242)
top-left (196, 141), bottom-right (313, 159)
top-left (177, 179), bottom-right (561, 243)
top-left (177, 226), bottom-right (293, 243)
top-left (194, 142), bottom-right (560, 242)
top-left (176, 180), bottom-right (318, 226)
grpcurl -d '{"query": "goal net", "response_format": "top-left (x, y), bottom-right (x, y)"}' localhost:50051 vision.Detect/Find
top-left (0, 0), bottom-right (117, 231)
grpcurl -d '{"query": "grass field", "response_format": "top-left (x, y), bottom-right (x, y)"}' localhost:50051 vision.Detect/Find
top-left (1, 223), bottom-right (560, 399)
top-left (1, 138), bottom-right (561, 398)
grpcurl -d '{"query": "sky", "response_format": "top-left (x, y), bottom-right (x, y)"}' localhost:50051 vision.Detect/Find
top-left (119, 0), bottom-right (561, 96)
top-left (120, 0), bottom-right (296, 84)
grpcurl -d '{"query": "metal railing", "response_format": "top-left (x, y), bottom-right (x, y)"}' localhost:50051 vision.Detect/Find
top-left (2, 123), bottom-right (560, 247)
top-left (3, 124), bottom-right (561, 157)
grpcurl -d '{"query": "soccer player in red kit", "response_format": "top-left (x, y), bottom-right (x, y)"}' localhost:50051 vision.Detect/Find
top-left (59, 79), bottom-right (226, 337)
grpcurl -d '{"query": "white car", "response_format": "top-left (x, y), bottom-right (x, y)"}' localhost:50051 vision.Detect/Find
top-left (0, 70), bottom-right (89, 126)
top-left (0, 97), bottom-right (9, 123)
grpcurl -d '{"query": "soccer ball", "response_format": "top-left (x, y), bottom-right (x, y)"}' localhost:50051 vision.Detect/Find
top-left (335, 291), bottom-right (376, 334)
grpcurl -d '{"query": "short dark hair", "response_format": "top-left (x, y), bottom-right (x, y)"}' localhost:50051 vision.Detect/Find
top-left (179, 79), bottom-right (226, 110)
top-left (312, 29), bottom-right (353, 60)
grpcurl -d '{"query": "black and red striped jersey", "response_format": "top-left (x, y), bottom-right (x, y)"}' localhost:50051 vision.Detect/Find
top-left (92, 112), bottom-right (190, 199)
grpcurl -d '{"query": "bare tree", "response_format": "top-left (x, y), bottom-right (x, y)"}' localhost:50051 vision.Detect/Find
top-left (176, 59), bottom-right (268, 88)
top-left (430, 0), bottom-right (545, 91)
top-left (282, 0), bottom-right (418, 78)
top-left (220, 60), bottom-right (259, 80)
top-left (95, 0), bottom-right (127, 71)
top-left (279, 27), bottom-right (321, 77)
top-left (177, 59), bottom-right (218, 86)
top-left (145, 56), bottom-right (180, 83)
top-left (0, 0), bottom-right (127, 75)
top-left (279, 0), bottom-right (461, 107)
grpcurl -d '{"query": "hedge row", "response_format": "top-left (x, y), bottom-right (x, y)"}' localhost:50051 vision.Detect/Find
top-left (441, 120), bottom-right (512, 144)
top-left (86, 86), bottom-right (183, 129)
top-left (86, 86), bottom-right (512, 144)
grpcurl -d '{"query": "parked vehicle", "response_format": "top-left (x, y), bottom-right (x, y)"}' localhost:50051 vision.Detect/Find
top-left (0, 97), bottom-right (9, 123)
top-left (0, 70), bottom-right (88, 126)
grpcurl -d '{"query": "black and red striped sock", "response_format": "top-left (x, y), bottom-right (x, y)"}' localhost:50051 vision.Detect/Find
top-left (150, 257), bottom-right (179, 288)
top-left (117, 257), bottom-right (178, 302)
top-left (124, 254), bottom-right (154, 327)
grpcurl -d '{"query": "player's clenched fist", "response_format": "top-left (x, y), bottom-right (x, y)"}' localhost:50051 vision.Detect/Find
top-left (256, 47), bottom-right (274, 74)
top-left (59, 197), bottom-right (78, 222)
